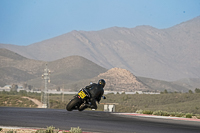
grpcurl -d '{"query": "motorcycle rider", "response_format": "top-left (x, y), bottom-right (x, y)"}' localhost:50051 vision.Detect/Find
top-left (78, 79), bottom-right (106, 111)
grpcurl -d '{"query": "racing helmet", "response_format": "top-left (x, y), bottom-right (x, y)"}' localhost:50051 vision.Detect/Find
top-left (98, 79), bottom-right (106, 88)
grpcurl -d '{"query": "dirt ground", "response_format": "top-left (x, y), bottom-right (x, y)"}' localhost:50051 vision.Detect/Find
top-left (0, 128), bottom-right (37, 133)
top-left (0, 128), bottom-right (68, 133)
top-left (22, 97), bottom-right (43, 108)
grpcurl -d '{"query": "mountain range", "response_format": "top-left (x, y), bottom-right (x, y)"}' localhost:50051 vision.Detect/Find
top-left (0, 16), bottom-right (200, 92)
top-left (0, 16), bottom-right (200, 81)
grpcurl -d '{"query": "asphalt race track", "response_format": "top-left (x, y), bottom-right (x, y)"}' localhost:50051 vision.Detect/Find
top-left (0, 107), bottom-right (200, 133)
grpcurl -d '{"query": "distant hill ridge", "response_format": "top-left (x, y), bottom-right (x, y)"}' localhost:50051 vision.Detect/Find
top-left (0, 49), bottom-right (152, 92)
top-left (0, 48), bottom-right (26, 60)
top-left (0, 48), bottom-right (107, 89)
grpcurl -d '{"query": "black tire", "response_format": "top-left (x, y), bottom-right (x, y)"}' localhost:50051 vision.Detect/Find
top-left (66, 97), bottom-right (81, 111)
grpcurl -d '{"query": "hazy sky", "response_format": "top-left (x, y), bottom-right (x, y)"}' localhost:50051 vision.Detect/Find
top-left (0, 0), bottom-right (200, 46)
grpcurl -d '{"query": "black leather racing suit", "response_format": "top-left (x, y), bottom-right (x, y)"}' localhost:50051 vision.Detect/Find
top-left (84, 83), bottom-right (104, 109)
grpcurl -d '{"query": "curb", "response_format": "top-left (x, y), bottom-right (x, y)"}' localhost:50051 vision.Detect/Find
top-left (114, 113), bottom-right (200, 122)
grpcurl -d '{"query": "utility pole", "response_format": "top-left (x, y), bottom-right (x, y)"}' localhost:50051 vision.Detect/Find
top-left (41, 64), bottom-right (51, 108)
top-left (62, 84), bottom-right (64, 102)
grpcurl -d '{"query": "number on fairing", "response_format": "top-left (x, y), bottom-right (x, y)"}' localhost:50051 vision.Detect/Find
top-left (78, 91), bottom-right (86, 99)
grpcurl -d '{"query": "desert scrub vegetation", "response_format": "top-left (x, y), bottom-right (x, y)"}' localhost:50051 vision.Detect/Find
top-left (35, 126), bottom-right (82, 133)
top-left (0, 90), bottom-right (41, 101)
top-left (49, 99), bottom-right (66, 109)
top-left (0, 95), bottom-right (37, 108)
top-left (102, 93), bottom-right (200, 114)
top-left (1, 90), bottom-right (200, 117)
top-left (0, 90), bottom-right (72, 109)
top-left (0, 126), bottom-right (82, 133)
top-left (35, 126), bottom-right (59, 133)
top-left (136, 109), bottom-right (199, 118)
top-left (69, 127), bottom-right (82, 133)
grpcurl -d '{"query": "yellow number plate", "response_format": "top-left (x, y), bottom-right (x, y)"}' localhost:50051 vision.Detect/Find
top-left (78, 91), bottom-right (86, 99)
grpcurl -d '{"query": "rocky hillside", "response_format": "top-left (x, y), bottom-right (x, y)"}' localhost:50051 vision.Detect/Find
top-left (96, 68), bottom-right (152, 92)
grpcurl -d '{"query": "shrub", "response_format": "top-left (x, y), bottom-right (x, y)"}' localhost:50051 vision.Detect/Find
top-left (35, 129), bottom-right (45, 133)
top-left (5, 130), bottom-right (17, 133)
top-left (162, 111), bottom-right (170, 116)
top-left (143, 110), bottom-right (153, 115)
top-left (152, 110), bottom-right (170, 116)
top-left (185, 113), bottom-right (193, 118)
top-left (36, 126), bottom-right (59, 133)
top-left (188, 90), bottom-right (193, 94)
top-left (195, 88), bottom-right (200, 93)
top-left (175, 112), bottom-right (185, 117)
top-left (170, 112), bottom-right (176, 117)
top-left (152, 110), bottom-right (163, 116)
top-left (46, 126), bottom-right (59, 133)
top-left (0, 128), bottom-right (2, 131)
top-left (136, 109), bottom-right (143, 114)
top-left (69, 127), bottom-right (82, 133)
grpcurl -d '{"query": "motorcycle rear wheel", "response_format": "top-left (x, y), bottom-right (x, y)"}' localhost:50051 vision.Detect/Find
top-left (66, 97), bottom-right (81, 111)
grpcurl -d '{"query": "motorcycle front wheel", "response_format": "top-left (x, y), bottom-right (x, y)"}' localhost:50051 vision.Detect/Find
top-left (66, 97), bottom-right (81, 111)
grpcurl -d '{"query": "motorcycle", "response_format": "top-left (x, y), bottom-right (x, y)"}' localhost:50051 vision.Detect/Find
top-left (66, 87), bottom-right (105, 111)
top-left (66, 87), bottom-right (91, 111)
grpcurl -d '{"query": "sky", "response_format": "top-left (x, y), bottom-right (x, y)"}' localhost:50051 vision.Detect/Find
top-left (0, 0), bottom-right (200, 46)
